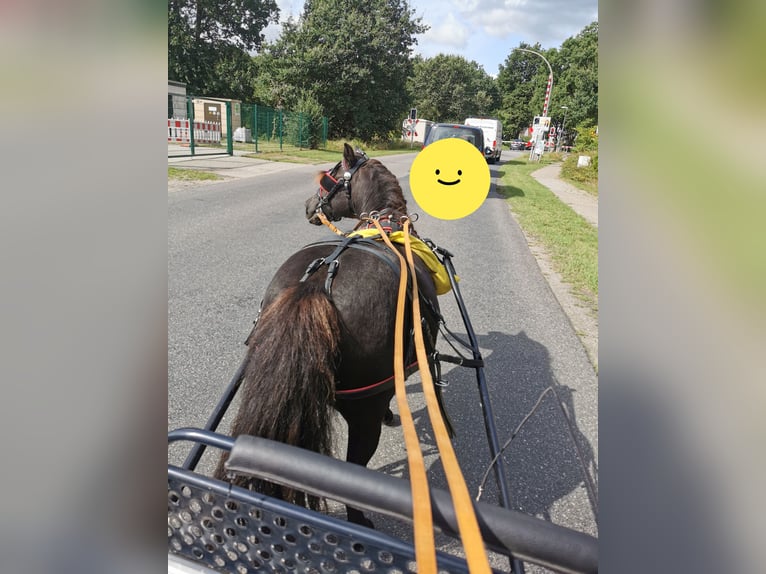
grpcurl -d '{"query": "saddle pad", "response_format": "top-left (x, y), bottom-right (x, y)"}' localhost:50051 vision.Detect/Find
top-left (349, 229), bottom-right (455, 295)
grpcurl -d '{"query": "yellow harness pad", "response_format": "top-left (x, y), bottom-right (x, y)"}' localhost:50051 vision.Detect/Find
top-left (350, 229), bottom-right (455, 295)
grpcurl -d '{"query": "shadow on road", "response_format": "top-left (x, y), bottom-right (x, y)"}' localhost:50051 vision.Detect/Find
top-left (372, 329), bottom-right (598, 534)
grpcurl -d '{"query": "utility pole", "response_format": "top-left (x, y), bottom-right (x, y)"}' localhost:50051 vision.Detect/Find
top-left (558, 105), bottom-right (568, 152)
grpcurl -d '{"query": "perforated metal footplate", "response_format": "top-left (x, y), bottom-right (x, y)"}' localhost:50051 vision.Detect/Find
top-left (168, 474), bottom-right (474, 573)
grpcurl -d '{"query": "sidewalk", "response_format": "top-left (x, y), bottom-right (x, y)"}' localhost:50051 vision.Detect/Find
top-left (168, 145), bottom-right (307, 179)
top-left (530, 163), bottom-right (598, 228)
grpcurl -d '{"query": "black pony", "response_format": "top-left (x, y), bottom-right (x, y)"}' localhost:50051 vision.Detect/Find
top-left (215, 144), bottom-right (443, 527)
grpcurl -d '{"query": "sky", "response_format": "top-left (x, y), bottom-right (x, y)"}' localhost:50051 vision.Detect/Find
top-left (264, 0), bottom-right (598, 77)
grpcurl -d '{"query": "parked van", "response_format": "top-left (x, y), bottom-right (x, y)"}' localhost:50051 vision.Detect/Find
top-left (464, 117), bottom-right (503, 163)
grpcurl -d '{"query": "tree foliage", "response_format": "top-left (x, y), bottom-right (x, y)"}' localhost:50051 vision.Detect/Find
top-left (496, 23), bottom-right (598, 141)
top-left (495, 42), bottom-right (552, 139)
top-left (550, 22), bottom-right (598, 136)
top-left (406, 55), bottom-right (500, 123)
top-left (168, 0), bottom-right (279, 99)
top-left (168, 4), bottom-right (597, 145)
top-left (253, 0), bottom-right (427, 140)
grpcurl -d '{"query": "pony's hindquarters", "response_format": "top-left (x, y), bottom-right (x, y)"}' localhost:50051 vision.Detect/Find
top-left (214, 282), bottom-right (340, 508)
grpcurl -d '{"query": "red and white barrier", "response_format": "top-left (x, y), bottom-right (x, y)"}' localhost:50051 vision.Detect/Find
top-left (167, 118), bottom-right (222, 144)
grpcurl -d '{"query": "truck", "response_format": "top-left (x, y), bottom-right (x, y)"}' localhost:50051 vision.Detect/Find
top-left (464, 117), bottom-right (503, 163)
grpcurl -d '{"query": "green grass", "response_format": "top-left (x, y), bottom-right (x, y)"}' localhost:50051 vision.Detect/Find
top-left (498, 157), bottom-right (598, 309)
top-left (168, 167), bottom-right (223, 181)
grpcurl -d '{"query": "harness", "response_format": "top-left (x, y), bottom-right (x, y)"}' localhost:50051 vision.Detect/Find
top-left (298, 234), bottom-right (440, 400)
top-left (311, 155), bottom-right (492, 572)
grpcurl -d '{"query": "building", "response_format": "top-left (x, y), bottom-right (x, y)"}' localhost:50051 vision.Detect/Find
top-left (192, 97), bottom-right (241, 138)
top-left (168, 80), bottom-right (187, 118)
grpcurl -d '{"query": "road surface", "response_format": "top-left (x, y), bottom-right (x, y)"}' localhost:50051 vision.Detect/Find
top-left (168, 151), bottom-right (598, 569)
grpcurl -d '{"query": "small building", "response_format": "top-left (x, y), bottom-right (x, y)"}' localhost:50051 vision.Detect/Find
top-left (192, 97), bottom-right (241, 138)
top-left (168, 80), bottom-right (187, 119)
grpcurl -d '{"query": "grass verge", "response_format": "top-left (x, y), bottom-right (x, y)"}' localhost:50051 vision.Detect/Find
top-left (498, 156), bottom-right (598, 311)
top-left (168, 167), bottom-right (223, 181)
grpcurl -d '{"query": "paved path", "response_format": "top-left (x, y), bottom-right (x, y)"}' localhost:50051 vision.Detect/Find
top-left (530, 163), bottom-right (598, 227)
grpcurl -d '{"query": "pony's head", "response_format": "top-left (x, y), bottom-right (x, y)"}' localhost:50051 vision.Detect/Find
top-left (305, 143), bottom-right (409, 225)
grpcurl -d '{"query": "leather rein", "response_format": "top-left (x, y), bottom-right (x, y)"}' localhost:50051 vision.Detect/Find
top-left (312, 155), bottom-right (491, 572)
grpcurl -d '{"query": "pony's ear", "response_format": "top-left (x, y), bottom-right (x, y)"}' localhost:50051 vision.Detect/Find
top-left (343, 143), bottom-right (356, 169)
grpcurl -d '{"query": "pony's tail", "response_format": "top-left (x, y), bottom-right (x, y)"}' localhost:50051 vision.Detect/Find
top-left (213, 283), bottom-right (340, 509)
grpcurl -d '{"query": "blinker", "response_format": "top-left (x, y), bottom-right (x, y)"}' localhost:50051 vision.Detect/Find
top-left (319, 171), bottom-right (339, 196)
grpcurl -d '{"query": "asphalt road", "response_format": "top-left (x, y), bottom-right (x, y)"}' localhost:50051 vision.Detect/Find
top-left (168, 151), bottom-right (598, 568)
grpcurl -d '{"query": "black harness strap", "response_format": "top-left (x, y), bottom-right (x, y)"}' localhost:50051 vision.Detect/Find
top-left (316, 155), bottom-right (369, 220)
top-left (299, 234), bottom-right (362, 295)
top-left (298, 237), bottom-right (444, 400)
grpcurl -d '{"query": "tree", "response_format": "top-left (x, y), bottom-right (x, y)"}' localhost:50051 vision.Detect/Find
top-left (496, 22), bottom-right (598, 141)
top-left (168, 0), bottom-right (279, 99)
top-left (258, 0), bottom-right (427, 140)
top-left (407, 55), bottom-right (500, 123)
top-left (550, 22), bottom-right (598, 133)
top-left (495, 42), bottom-right (554, 139)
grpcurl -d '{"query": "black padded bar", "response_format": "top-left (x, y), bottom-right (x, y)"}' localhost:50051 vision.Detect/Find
top-left (225, 433), bottom-right (597, 574)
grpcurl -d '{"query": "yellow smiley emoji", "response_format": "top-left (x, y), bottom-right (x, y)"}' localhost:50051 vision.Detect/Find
top-left (410, 138), bottom-right (491, 220)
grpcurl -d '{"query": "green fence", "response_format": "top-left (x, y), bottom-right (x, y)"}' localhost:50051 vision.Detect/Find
top-left (238, 103), bottom-right (328, 153)
top-left (167, 97), bottom-right (328, 157)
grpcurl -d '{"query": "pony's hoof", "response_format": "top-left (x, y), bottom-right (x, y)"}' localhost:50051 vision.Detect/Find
top-left (383, 408), bottom-right (398, 426)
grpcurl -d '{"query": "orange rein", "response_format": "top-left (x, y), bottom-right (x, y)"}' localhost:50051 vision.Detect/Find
top-left (368, 217), bottom-right (491, 574)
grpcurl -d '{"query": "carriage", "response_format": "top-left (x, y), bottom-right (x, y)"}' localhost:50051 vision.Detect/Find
top-left (168, 145), bottom-right (598, 573)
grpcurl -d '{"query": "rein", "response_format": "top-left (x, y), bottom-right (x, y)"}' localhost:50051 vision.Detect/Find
top-left (368, 217), bottom-right (491, 574)
top-left (312, 154), bottom-right (490, 571)
top-left (315, 209), bottom-right (345, 236)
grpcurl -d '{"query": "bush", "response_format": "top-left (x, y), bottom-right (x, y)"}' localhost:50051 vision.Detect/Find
top-left (561, 151), bottom-right (598, 188)
top-left (572, 122), bottom-right (598, 153)
top-left (295, 93), bottom-right (326, 149)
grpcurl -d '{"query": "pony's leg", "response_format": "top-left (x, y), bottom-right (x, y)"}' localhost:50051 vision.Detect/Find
top-left (336, 391), bottom-right (393, 528)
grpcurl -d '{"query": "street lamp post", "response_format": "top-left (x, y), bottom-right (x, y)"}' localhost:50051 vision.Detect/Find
top-left (515, 47), bottom-right (553, 160)
top-left (558, 105), bottom-right (568, 152)
top-left (515, 48), bottom-right (553, 117)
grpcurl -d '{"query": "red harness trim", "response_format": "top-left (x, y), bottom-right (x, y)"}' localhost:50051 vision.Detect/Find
top-left (318, 171), bottom-right (339, 197)
top-left (335, 360), bottom-right (418, 397)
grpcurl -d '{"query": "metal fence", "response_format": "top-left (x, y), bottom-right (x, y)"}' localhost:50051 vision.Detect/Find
top-left (236, 103), bottom-right (328, 153)
top-left (168, 96), bottom-right (328, 158)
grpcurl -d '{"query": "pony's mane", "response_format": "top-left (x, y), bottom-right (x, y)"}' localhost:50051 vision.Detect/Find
top-left (353, 158), bottom-right (408, 216)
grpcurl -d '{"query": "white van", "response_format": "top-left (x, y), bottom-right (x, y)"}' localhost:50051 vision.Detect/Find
top-left (464, 117), bottom-right (503, 163)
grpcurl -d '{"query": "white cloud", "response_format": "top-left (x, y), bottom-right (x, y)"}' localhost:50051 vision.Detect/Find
top-left (259, 0), bottom-right (598, 74)
top-left (423, 11), bottom-right (470, 50)
top-left (453, 0), bottom-right (597, 46)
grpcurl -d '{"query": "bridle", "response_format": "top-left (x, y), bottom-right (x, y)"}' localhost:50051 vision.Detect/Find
top-left (315, 151), bottom-right (369, 221)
